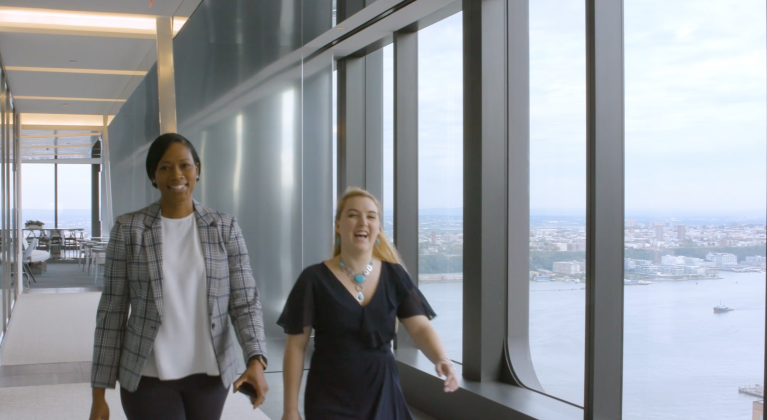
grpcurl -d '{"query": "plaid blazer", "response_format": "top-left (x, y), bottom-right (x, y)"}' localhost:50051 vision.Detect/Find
top-left (91, 200), bottom-right (267, 392)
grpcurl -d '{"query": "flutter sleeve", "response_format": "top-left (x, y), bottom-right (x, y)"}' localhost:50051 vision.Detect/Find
top-left (277, 267), bottom-right (316, 334)
top-left (390, 263), bottom-right (437, 320)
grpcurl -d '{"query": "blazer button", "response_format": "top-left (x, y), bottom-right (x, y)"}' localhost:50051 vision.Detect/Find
top-left (211, 323), bottom-right (216, 329)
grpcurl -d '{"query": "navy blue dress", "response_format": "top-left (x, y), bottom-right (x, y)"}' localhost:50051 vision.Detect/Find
top-left (278, 261), bottom-right (436, 420)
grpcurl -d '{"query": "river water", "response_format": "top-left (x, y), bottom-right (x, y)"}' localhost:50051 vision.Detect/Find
top-left (420, 271), bottom-right (765, 419)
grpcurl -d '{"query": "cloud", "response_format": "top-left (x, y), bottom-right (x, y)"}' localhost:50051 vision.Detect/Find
top-left (382, 0), bottom-right (765, 216)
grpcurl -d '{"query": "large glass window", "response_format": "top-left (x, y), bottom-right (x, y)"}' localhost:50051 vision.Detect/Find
top-left (527, 0), bottom-right (586, 405)
top-left (623, 1), bottom-right (766, 419)
top-left (417, 12), bottom-right (463, 362)
top-left (57, 165), bottom-right (92, 237)
top-left (21, 164), bottom-right (55, 230)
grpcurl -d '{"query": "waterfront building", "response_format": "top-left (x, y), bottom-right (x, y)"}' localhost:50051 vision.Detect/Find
top-left (553, 261), bottom-right (581, 275)
top-left (706, 252), bottom-right (738, 267)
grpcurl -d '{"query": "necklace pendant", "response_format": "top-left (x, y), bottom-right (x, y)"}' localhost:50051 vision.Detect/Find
top-left (357, 291), bottom-right (364, 302)
top-left (353, 274), bottom-right (366, 284)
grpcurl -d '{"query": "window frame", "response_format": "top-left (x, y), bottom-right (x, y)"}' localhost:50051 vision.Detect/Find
top-left (332, 0), bottom-right (628, 419)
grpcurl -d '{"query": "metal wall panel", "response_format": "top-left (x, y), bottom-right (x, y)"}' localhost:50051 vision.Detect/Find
top-left (109, 0), bottom-right (334, 341)
top-left (107, 65), bottom-right (160, 218)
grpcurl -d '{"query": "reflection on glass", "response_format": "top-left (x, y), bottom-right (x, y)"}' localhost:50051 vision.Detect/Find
top-left (332, 70), bottom-right (338, 216)
top-left (623, 1), bottom-right (766, 419)
top-left (527, 0), bottom-right (586, 406)
top-left (383, 44), bottom-right (394, 240)
top-left (234, 114), bottom-right (243, 210)
top-left (416, 12), bottom-right (463, 362)
top-left (282, 90), bottom-right (296, 188)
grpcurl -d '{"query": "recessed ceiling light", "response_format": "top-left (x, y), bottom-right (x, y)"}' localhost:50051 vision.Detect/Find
top-left (0, 7), bottom-right (188, 36)
top-left (336, 26), bottom-right (346, 30)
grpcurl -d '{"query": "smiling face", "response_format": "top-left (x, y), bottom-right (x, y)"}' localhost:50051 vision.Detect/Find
top-left (152, 142), bottom-right (200, 206)
top-left (336, 196), bottom-right (381, 254)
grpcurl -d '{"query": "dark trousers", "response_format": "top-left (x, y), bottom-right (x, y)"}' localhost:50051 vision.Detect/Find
top-left (120, 374), bottom-right (229, 420)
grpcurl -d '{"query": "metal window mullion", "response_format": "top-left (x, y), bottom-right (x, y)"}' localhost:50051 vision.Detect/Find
top-left (337, 57), bottom-right (367, 191)
top-left (584, 0), bottom-right (625, 418)
top-left (13, 111), bottom-right (21, 297)
top-left (463, 0), bottom-right (508, 382)
top-left (505, 0), bottom-right (544, 391)
top-left (101, 116), bottom-right (114, 235)
top-left (393, 29), bottom-right (418, 278)
top-left (365, 49), bottom-right (384, 203)
top-left (393, 29), bottom-right (418, 348)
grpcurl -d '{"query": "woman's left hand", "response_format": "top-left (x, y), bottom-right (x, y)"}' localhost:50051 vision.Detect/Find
top-left (233, 360), bottom-right (269, 408)
top-left (435, 359), bottom-right (459, 393)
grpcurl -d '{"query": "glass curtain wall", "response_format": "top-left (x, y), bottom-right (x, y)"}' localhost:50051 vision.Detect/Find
top-left (416, 12), bottom-right (463, 362)
top-left (623, 1), bottom-right (766, 419)
top-left (527, 0), bottom-right (586, 406)
top-left (1, 72), bottom-right (18, 341)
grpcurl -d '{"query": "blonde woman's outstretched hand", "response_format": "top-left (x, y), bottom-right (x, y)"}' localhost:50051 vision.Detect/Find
top-left (435, 359), bottom-right (459, 392)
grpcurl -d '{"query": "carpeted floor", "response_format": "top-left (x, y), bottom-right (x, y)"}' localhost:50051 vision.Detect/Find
top-left (0, 292), bottom-right (100, 365)
top-left (27, 262), bottom-right (104, 289)
top-left (0, 382), bottom-right (271, 420)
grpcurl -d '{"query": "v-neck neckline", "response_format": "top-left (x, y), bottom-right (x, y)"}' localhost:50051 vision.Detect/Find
top-left (322, 261), bottom-right (384, 308)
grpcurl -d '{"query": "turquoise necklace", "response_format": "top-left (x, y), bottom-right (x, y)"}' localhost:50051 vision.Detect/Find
top-left (339, 258), bottom-right (374, 302)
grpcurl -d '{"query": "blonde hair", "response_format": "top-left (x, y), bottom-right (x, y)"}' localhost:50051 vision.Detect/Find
top-left (333, 187), bottom-right (402, 265)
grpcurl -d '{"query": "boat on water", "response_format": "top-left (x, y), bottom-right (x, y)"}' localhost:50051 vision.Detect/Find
top-left (714, 303), bottom-right (734, 313)
top-left (624, 279), bottom-right (652, 286)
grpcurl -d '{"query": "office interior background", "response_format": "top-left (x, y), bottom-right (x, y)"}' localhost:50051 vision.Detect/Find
top-left (0, 0), bottom-right (764, 419)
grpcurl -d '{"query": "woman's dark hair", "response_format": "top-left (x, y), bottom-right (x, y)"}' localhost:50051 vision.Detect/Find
top-left (146, 133), bottom-right (201, 188)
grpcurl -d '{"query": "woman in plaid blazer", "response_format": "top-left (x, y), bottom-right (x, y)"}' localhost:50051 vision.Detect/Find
top-left (89, 133), bottom-right (268, 420)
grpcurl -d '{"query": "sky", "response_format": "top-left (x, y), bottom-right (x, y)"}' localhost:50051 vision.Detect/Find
top-left (383, 0), bottom-right (766, 217)
top-left (21, 0), bottom-right (767, 219)
top-left (21, 163), bottom-right (91, 211)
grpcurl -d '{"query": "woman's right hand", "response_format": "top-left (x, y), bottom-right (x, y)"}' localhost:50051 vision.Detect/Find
top-left (89, 389), bottom-right (109, 420)
top-left (281, 410), bottom-right (302, 420)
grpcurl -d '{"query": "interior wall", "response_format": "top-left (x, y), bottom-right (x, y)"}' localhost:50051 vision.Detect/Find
top-left (107, 65), bottom-right (160, 219)
top-left (107, 0), bottom-right (334, 340)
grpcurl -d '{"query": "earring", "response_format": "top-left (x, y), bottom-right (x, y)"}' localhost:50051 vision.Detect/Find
top-left (335, 237), bottom-right (340, 245)
top-left (197, 176), bottom-right (200, 181)
top-left (376, 238), bottom-right (380, 246)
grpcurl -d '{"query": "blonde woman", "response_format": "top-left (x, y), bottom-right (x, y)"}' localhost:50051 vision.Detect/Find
top-left (278, 188), bottom-right (458, 420)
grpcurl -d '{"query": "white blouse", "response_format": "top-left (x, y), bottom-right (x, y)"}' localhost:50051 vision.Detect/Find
top-left (141, 213), bottom-right (220, 379)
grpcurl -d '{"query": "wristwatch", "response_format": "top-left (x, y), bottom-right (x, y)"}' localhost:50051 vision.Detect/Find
top-left (248, 354), bottom-right (268, 370)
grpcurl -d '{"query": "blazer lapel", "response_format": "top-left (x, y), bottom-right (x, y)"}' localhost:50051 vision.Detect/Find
top-left (142, 202), bottom-right (165, 319)
top-left (193, 200), bottom-right (220, 315)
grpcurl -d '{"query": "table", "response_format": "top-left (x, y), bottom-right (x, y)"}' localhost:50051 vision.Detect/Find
top-left (24, 228), bottom-right (86, 259)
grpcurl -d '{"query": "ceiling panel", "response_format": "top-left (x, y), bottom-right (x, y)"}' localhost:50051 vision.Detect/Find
top-left (0, 0), bottom-right (186, 17)
top-left (20, 130), bottom-right (99, 160)
top-left (13, 98), bottom-right (123, 115)
top-left (7, 71), bottom-right (134, 99)
top-left (0, 32), bottom-right (155, 70)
